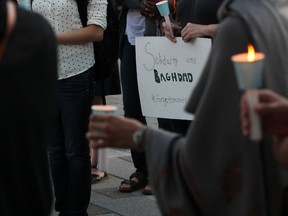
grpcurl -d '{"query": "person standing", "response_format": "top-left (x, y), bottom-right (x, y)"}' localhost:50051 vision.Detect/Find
top-left (117, 0), bottom-right (150, 193)
top-left (87, 0), bottom-right (288, 214)
top-left (32, 0), bottom-right (107, 215)
top-left (0, 0), bottom-right (57, 215)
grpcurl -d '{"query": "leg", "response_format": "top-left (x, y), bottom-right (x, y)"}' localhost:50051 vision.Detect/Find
top-left (119, 36), bottom-right (148, 191)
top-left (49, 69), bottom-right (93, 216)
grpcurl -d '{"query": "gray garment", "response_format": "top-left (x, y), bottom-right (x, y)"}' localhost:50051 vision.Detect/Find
top-left (146, 0), bottom-right (288, 215)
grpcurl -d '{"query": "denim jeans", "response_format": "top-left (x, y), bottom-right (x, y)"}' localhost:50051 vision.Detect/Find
top-left (48, 68), bottom-right (94, 216)
top-left (120, 36), bottom-right (148, 176)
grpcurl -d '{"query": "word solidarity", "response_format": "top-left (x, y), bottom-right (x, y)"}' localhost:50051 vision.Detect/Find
top-left (154, 69), bottom-right (193, 83)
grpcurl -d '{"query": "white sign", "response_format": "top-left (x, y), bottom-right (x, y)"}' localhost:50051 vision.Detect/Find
top-left (135, 37), bottom-right (211, 120)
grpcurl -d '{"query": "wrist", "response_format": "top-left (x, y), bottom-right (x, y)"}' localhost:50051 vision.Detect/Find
top-left (131, 126), bottom-right (148, 152)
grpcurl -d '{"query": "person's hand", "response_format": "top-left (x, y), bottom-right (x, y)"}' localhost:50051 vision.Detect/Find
top-left (162, 22), bottom-right (180, 43)
top-left (139, 0), bottom-right (160, 19)
top-left (240, 89), bottom-right (288, 137)
top-left (86, 115), bottom-right (143, 149)
top-left (181, 23), bottom-right (218, 42)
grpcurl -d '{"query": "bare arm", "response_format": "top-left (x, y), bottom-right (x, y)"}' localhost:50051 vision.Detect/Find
top-left (57, 24), bottom-right (104, 45)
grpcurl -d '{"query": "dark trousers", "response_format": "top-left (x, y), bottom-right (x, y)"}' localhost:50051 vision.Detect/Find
top-left (158, 118), bottom-right (191, 136)
top-left (48, 68), bottom-right (94, 216)
top-left (120, 36), bottom-right (148, 176)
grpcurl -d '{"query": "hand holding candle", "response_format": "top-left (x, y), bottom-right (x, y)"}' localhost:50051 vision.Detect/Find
top-left (156, 0), bottom-right (173, 35)
top-left (91, 105), bottom-right (118, 171)
top-left (232, 45), bottom-right (265, 142)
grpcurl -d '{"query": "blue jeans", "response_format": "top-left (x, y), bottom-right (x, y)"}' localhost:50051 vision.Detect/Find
top-left (48, 68), bottom-right (94, 216)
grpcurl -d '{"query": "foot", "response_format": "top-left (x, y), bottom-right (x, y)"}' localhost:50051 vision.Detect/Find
top-left (119, 171), bottom-right (148, 193)
top-left (142, 184), bottom-right (153, 195)
top-left (91, 168), bottom-right (108, 184)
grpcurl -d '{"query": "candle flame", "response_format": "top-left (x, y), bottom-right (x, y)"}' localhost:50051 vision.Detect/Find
top-left (247, 44), bottom-right (255, 62)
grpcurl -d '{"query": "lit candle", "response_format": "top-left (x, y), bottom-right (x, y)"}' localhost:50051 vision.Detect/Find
top-left (231, 45), bottom-right (265, 142)
top-left (156, 0), bottom-right (173, 34)
top-left (91, 105), bottom-right (118, 171)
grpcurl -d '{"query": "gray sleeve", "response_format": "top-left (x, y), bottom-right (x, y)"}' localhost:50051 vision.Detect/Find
top-left (145, 128), bottom-right (201, 215)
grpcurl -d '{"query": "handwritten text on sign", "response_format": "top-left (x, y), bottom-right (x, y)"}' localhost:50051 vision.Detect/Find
top-left (135, 37), bottom-right (211, 120)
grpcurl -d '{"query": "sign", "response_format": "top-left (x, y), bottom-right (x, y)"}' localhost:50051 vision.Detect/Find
top-left (135, 37), bottom-right (211, 120)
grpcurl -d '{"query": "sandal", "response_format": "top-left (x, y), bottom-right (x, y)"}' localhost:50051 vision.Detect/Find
top-left (119, 171), bottom-right (148, 193)
top-left (91, 171), bottom-right (108, 184)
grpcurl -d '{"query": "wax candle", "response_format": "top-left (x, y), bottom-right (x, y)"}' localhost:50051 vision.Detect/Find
top-left (231, 45), bottom-right (265, 142)
top-left (91, 105), bottom-right (118, 171)
top-left (156, 0), bottom-right (173, 34)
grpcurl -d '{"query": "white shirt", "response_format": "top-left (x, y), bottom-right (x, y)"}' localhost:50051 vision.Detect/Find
top-left (32, 0), bottom-right (107, 80)
top-left (126, 9), bottom-right (145, 46)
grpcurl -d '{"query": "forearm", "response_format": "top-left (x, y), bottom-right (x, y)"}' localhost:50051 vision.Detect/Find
top-left (203, 24), bottom-right (218, 38)
top-left (57, 25), bottom-right (104, 45)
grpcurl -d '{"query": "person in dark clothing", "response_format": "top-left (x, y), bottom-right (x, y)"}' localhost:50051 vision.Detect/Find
top-left (88, 0), bottom-right (288, 214)
top-left (0, 1), bottom-right (57, 215)
top-left (117, 0), bottom-right (156, 194)
top-left (32, 0), bottom-right (107, 215)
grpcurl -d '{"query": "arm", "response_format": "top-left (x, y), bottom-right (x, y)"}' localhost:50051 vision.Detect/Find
top-left (57, 25), bottom-right (104, 44)
top-left (57, 0), bottom-right (107, 44)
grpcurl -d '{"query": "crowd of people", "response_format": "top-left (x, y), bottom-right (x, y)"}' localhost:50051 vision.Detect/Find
top-left (2, 0), bottom-right (288, 215)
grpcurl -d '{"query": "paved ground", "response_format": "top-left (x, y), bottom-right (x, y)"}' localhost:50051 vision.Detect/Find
top-left (50, 95), bottom-right (161, 216)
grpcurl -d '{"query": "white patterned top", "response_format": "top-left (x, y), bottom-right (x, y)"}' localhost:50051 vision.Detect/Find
top-left (32, 0), bottom-right (107, 80)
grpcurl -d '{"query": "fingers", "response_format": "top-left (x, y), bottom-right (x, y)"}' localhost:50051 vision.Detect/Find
top-left (88, 139), bottom-right (107, 149)
top-left (86, 126), bottom-right (110, 149)
top-left (162, 22), bottom-right (176, 42)
top-left (257, 89), bottom-right (279, 103)
top-left (140, 0), bottom-right (156, 17)
top-left (180, 23), bottom-right (205, 42)
top-left (181, 26), bottom-right (194, 43)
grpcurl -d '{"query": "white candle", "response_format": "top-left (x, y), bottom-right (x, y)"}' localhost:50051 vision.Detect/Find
top-left (164, 15), bottom-right (173, 35)
top-left (231, 45), bottom-right (265, 142)
top-left (91, 105), bottom-right (117, 171)
top-left (156, 0), bottom-right (173, 34)
top-left (247, 90), bottom-right (262, 141)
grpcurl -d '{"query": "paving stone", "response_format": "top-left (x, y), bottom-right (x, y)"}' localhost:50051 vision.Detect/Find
top-left (94, 187), bottom-right (136, 199)
top-left (88, 203), bottom-right (111, 216)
